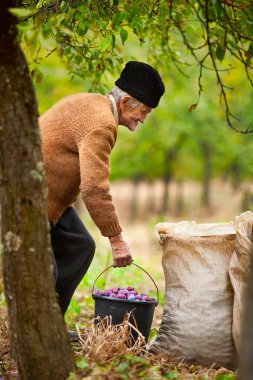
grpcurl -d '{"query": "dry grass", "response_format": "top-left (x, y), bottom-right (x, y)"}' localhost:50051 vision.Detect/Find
top-left (75, 313), bottom-right (146, 364)
top-left (0, 306), bottom-right (237, 379)
top-left (73, 315), bottom-right (237, 380)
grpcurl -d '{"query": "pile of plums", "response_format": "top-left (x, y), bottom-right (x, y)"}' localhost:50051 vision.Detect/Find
top-left (94, 286), bottom-right (156, 302)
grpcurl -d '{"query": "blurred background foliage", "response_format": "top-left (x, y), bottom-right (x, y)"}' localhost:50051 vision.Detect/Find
top-left (12, 0), bottom-right (252, 215)
top-left (33, 40), bottom-right (253, 219)
top-left (12, 0), bottom-right (252, 226)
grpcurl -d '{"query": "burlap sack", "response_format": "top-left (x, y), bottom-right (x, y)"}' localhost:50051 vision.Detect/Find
top-left (229, 211), bottom-right (253, 352)
top-left (151, 221), bottom-right (237, 369)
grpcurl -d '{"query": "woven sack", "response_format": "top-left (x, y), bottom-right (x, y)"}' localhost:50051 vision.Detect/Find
top-left (151, 221), bottom-right (237, 369)
top-left (229, 211), bottom-right (253, 352)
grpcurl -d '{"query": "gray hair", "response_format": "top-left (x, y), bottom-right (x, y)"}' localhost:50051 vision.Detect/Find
top-left (109, 86), bottom-right (143, 109)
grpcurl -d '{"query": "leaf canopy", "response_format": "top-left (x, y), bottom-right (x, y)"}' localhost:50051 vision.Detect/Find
top-left (14, 0), bottom-right (253, 131)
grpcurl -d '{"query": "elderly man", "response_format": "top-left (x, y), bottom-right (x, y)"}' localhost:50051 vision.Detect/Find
top-left (39, 61), bottom-right (165, 315)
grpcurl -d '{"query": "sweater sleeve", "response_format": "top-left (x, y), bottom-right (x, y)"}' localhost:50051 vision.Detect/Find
top-left (78, 126), bottom-right (122, 237)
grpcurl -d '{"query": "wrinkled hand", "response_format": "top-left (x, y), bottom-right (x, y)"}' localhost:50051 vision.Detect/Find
top-left (109, 234), bottom-right (133, 267)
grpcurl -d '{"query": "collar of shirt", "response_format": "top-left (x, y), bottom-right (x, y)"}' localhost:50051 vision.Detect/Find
top-left (108, 94), bottom-right (119, 126)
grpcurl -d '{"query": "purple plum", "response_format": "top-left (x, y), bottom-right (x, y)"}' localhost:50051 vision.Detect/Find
top-left (94, 290), bottom-right (103, 296)
top-left (95, 286), bottom-right (155, 302)
top-left (117, 293), bottom-right (126, 299)
top-left (119, 289), bottom-right (129, 296)
top-left (128, 290), bottom-right (138, 295)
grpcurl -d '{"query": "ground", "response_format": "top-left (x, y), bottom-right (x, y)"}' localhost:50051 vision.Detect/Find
top-left (1, 179), bottom-right (249, 379)
top-left (0, 304), bottom-right (237, 380)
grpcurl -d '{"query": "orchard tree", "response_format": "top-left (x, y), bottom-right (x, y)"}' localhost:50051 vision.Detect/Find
top-left (0, 1), bottom-right (74, 380)
top-left (1, 1), bottom-right (253, 379)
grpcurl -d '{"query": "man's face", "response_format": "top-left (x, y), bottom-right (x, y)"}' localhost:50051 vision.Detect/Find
top-left (118, 96), bottom-right (153, 131)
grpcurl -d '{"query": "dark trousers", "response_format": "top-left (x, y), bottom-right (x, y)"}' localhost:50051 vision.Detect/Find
top-left (50, 207), bottom-right (95, 315)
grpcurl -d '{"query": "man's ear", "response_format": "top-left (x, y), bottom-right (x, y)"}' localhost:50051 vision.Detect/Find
top-left (120, 95), bottom-right (131, 109)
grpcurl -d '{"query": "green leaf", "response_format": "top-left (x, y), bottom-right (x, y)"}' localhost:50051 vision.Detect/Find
top-left (76, 357), bottom-right (88, 370)
top-left (148, 328), bottom-right (157, 340)
top-left (165, 372), bottom-right (177, 379)
top-left (55, 14), bottom-right (66, 27)
top-left (246, 42), bottom-right (253, 59)
top-left (113, 12), bottom-right (125, 29)
top-left (99, 36), bottom-right (113, 51)
top-left (111, 34), bottom-right (116, 49)
top-left (216, 43), bottom-right (226, 62)
top-left (215, 374), bottom-right (237, 380)
top-left (76, 25), bottom-right (88, 36)
top-left (120, 28), bottom-right (128, 45)
top-left (100, 21), bottom-right (107, 32)
top-left (213, 1), bottom-right (223, 19)
top-left (37, 72), bottom-right (44, 84)
top-left (41, 28), bottom-right (51, 40)
top-left (245, 57), bottom-right (251, 66)
top-left (31, 69), bottom-right (44, 84)
top-left (132, 17), bottom-right (143, 34)
top-left (60, 1), bottom-right (68, 12)
top-left (8, 7), bottom-right (35, 18)
top-left (117, 361), bottom-right (129, 373)
top-left (75, 55), bottom-right (83, 64)
top-left (67, 372), bottom-right (80, 380)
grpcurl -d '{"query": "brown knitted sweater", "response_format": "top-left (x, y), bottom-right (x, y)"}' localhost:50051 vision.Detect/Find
top-left (39, 93), bottom-right (122, 237)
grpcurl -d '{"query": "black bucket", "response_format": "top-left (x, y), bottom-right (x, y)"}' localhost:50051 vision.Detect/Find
top-left (92, 263), bottom-right (159, 343)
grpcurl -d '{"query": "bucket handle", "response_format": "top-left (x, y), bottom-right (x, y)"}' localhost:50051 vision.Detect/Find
top-left (92, 262), bottom-right (159, 304)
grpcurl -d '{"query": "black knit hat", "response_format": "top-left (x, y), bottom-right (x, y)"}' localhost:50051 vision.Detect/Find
top-left (115, 61), bottom-right (165, 108)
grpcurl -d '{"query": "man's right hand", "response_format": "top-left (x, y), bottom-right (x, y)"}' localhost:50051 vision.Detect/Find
top-left (109, 234), bottom-right (133, 267)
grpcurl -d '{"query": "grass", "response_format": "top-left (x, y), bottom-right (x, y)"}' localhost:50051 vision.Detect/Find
top-left (0, 233), bottom-right (238, 379)
top-left (67, 313), bottom-right (237, 380)
top-left (0, 244), bottom-right (238, 379)
top-left (0, 177), bottom-right (244, 379)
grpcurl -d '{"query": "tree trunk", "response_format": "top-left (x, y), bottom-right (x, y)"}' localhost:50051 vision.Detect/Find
top-left (160, 176), bottom-right (171, 215)
top-left (0, 2), bottom-right (74, 379)
top-left (146, 181), bottom-right (156, 215)
top-left (160, 133), bottom-right (187, 215)
top-left (230, 162), bottom-right (241, 191)
top-left (201, 141), bottom-right (211, 208)
top-left (130, 177), bottom-right (141, 222)
top-left (175, 181), bottom-right (184, 216)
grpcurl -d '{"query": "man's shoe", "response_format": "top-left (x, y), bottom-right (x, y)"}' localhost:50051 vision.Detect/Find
top-left (68, 330), bottom-right (80, 342)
